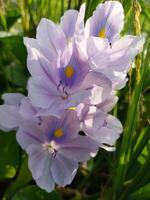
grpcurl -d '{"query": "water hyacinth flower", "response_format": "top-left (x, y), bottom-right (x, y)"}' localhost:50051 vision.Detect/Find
top-left (26, 40), bottom-right (112, 117)
top-left (83, 1), bottom-right (145, 89)
top-left (24, 2), bottom-right (113, 117)
top-left (0, 93), bottom-right (25, 131)
top-left (24, 3), bottom-right (86, 77)
top-left (16, 110), bottom-right (98, 192)
top-left (0, 0), bottom-right (145, 194)
top-left (86, 36), bottom-right (144, 89)
top-left (0, 94), bottom-right (98, 192)
top-left (60, 3), bottom-right (85, 42)
top-left (0, 93), bottom-right (40, 131)
top-left (77, 103), bottom-right (122, 151)
top-left (85, 1), bottom-right (124, 44)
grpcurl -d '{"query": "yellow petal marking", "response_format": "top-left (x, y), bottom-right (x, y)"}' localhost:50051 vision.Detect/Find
top-left (65, 65), bottom-right (74, 78)
top-left (54, 128), bottom-right (64, 138)
top-left (98, 27), bottom-right (106, 38)
top-left (68, 107), bottom-right (76, 110)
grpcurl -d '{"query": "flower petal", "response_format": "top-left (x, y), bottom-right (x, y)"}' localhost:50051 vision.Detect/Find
top-left (77, 71), bottom-right (112, 105)
top-left (60, 110), bottom-right (80, 139)
top-left (2, 93), bottom-right (24, 106)
top-left (19, 97), bottom-right (37, 121)
top-left (89, 36), bottom-right (145, 72)
top-left (74, 3), bottom-right (86, 42)
top-left (16, 122), bottom-right (45, 150)
top-left (60, 10), bottom-right (78, 38)
top-left (51, 153), bottom-right (78, 186)
top-left (79, 71), bottom-right (111, 91)
top-left (87, 36), bottom-right (144, 89)
top-left (24, 37), bottom-right (58, 83)
top-left (95, 115), bottom-right (123, 145)
top-left (83, 108), bottom-right (107, 132)
top-left (35, 100), bottom-right (69, 118)
top-left (60, 136), bottom-right (98, 162)
top-left (69, 90), bottom-right (90, 107)
top-left (0, 105), bottom-right (21, 131)
top-left (36, 18), bottom-right (66, 53)
top-left (83, 111), bottom-right (122, 146)
top-left (97, 93), bottom-right (118, 112)
top-left (105, 35), bottom-right (145, 72)
top-left (27, 144), bottom-right (52, 180)
top-left (35, 155), bottom-right (55, 192)
top-left (35, 93), bottom-right (84, 118)
top-left (60, 3), bottom-right (85, 41)
top-left (85, 1), bottom-right (124, 42)
top-left (28, 76), bottom-right (58, 109)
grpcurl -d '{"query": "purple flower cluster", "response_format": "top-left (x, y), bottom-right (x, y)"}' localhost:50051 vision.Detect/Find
top-left (0, 1), bottom-right (144, 192)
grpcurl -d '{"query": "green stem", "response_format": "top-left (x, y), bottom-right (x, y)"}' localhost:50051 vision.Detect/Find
top-left (120, 156), bottom-right (150, 200)
top-left (113, 43), bottom-right (150, 199)
top-left (129, 127), bottom-right (150, 169)
top-left (133, 0), bottom-right (141, 82)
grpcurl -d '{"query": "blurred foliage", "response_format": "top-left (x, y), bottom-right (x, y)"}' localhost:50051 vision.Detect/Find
top-left (12, 186), bottom-right (62, 200)
top-left (0, 132), bottom-right (20, 181)
top-left (0, 0), bottom-right (150, 199)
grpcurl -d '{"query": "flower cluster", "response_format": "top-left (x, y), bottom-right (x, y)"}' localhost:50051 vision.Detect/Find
top-left (0, 1), bottom-right (144, 192)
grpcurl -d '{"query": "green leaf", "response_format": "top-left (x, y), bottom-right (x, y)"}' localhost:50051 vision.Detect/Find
top-left (12, 186), bottom-right (61, 200)
top-left (0, 132), bottom-right (20, 181)
top-left (113, 43), bottom-right (150, 198)
top-left (129, 127), bottom-right (150, 167)
top-left (3, 154), bottom-right (32, 200)
top-left (0, 33), bottom-right (28, 87)
top-left (4, 63), bottom-right (27, 87)
top-left (143, 64), bottom-right (150, 90)
top-left (122, 0), bottom-right (133, 16)
top-left (128, 183), bottom-right (150, 200)
top-left (137, 142), bottom-right (149, 165)
top-left (0, 33), bottom-right (27, 66)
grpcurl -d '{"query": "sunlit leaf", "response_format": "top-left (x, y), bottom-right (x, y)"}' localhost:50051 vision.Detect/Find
top-left (128, 183), bottom-right (150, 200)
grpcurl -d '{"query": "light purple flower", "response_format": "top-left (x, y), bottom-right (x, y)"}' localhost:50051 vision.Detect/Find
top-left (77, 103), bottom-right (122, 151)
top-left (0, 93), bottom-right (40, 131)
top-left (60, 3), bottom-right (85, 42)
top-left (0, 93), bottom-right (24, 131)
top-left (16, 110), bottom-right (98, 192)
top-left (24, 3), bottom-right (86, 79)
top-left (0, 1), bottom-right (144, 193)
top-left (86, 36), bottom-right (144, 89)
top-left (96, 91), bottom-right (118, 113)
top-left (26, 41), bottom-right (112, 117)
top-left (85, 1), bottom-right (124, 43)
top-left (82, 1), bottom-right (145, 89)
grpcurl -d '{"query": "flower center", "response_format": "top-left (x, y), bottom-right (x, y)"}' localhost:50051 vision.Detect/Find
top-left (65, 65), bottom-right (74, 78)
top-left (53, 128), bottom-right (64, 138)
top-left (98, 27), bottom-right (106, 38)
top-left (57, 81), bottom-right (69, 99)
top-left (42, 143), bottom-right (57, 157)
